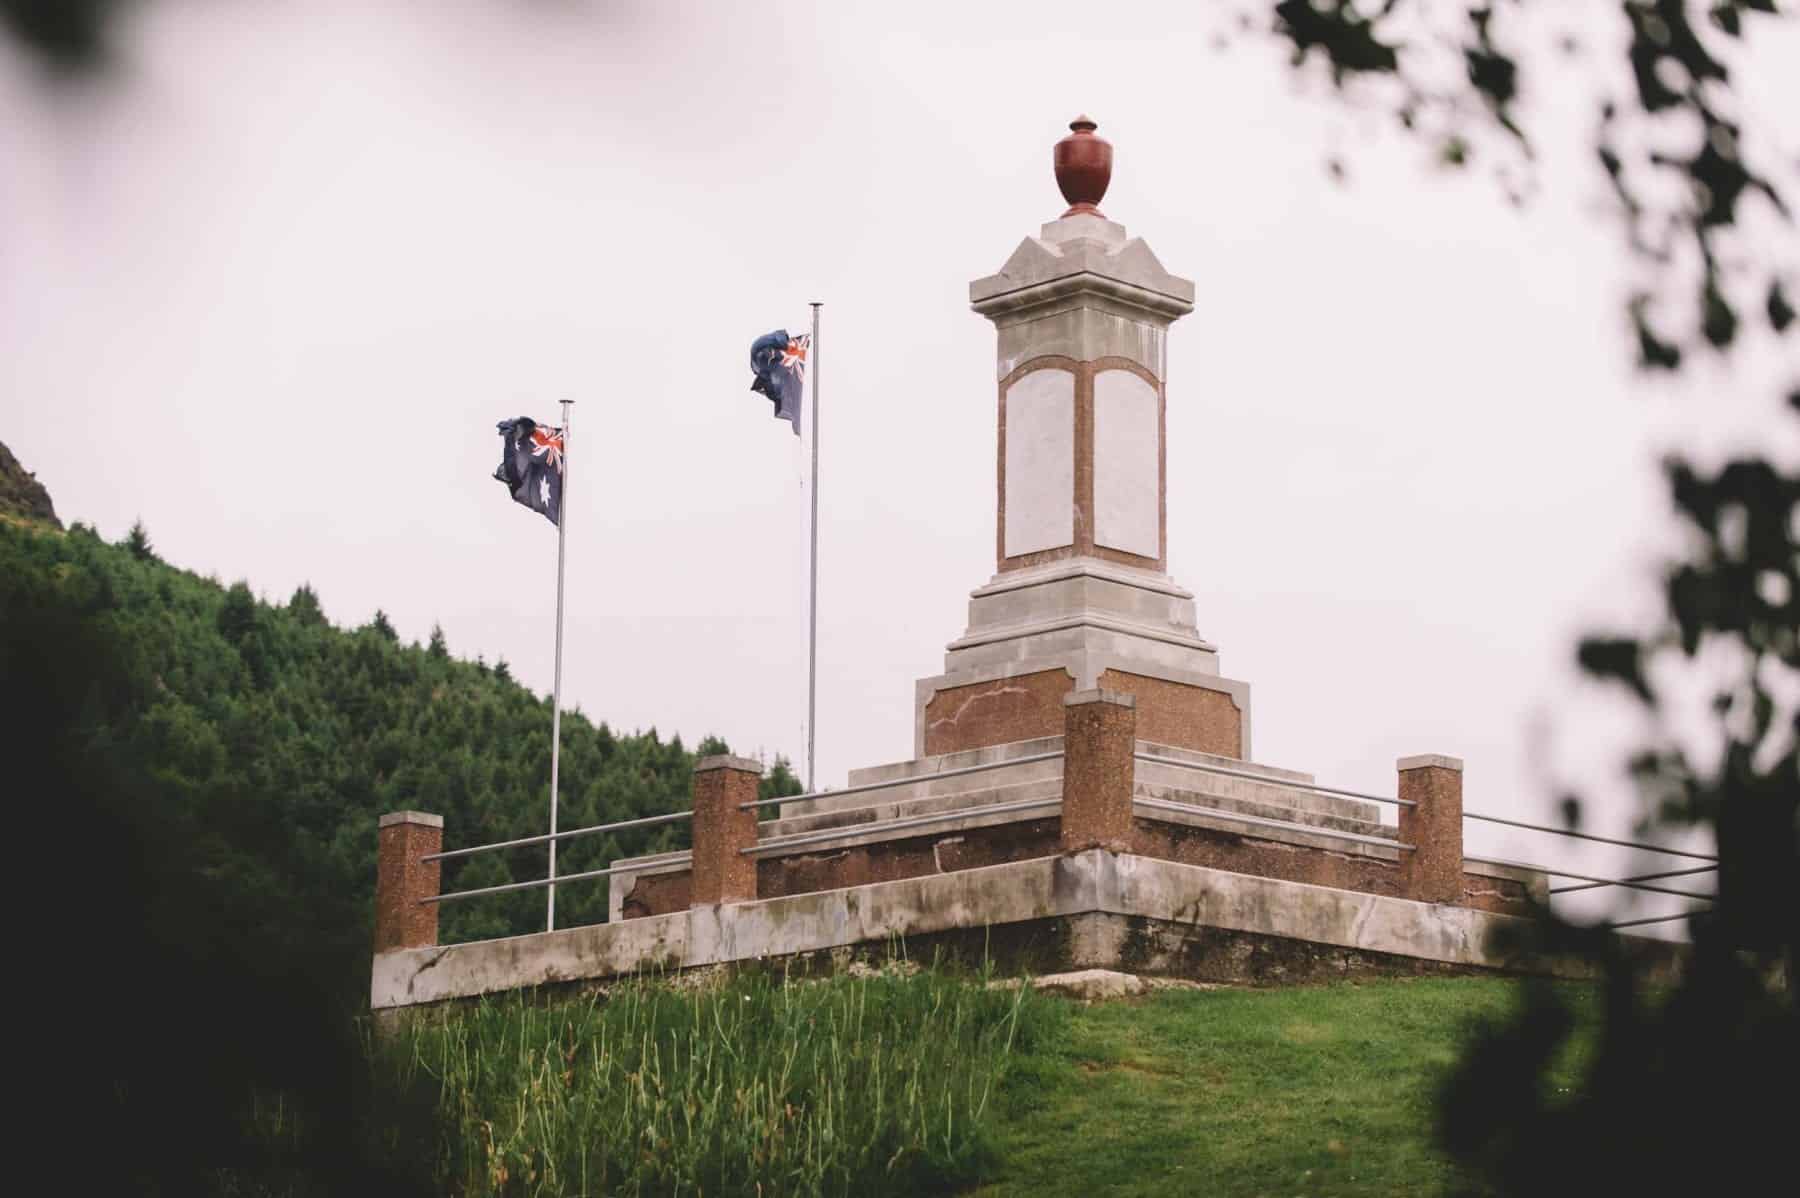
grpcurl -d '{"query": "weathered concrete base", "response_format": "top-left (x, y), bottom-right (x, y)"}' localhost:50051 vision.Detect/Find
top-left (376, 850), bottom-right (1666, 1011)
top-left (914, 556), bottom-right (1253, 759)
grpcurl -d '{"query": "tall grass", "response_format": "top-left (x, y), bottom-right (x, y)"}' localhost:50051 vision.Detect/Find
top-left (367, 965), bottom-right (1058, 1197)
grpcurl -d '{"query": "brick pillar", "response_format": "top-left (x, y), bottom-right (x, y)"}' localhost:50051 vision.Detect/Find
top-left (1060, 689), bottom-right (1137, 852)
top-left (1398, 755), bottom-right (1464, 904)
top-left (374, 811), bottom-right (442, 952)
top-left (691, 755), bottom-right (762, 906)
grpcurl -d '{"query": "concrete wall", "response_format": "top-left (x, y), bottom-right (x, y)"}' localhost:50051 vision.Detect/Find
top-left (613, 803), bottom-right (1534, 923)
top-left (374, 850), bottom-right (1638, 1011)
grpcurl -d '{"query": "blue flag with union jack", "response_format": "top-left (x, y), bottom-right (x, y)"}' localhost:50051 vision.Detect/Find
top-left (493, 417), bottom-right (564, 526)
top-left (749, 329), bottom-right (809, 436)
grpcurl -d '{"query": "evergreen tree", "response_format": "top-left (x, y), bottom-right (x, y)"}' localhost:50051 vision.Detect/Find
top-left (124, 519), bottom-right (156, 562)
top-left (288, 584), bottom-right (324, 627)
top-left (217, 582), bottom-right (258, 644)
top-left (761, 755), bottom-right (803, 801)
top-left (0, 517), bottom-right (779, 976)
top-left (427, 623), bottom-right (448, 659)
top-left (370, 609), bottom-right (397, 642)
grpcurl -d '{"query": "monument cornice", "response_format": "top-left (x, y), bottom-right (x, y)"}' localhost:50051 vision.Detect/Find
top-left (944, 611), bottom-right (1220, 656)
top-left (970, 269), bottom-right (1195, 325)
top-left (968, 556), bottom-right (1195, 601)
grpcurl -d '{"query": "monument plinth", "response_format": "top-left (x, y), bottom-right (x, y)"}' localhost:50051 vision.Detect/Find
top-left (912, 117), bottom-right (1253, 760)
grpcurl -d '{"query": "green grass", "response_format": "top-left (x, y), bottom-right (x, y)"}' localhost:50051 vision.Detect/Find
top-left (367, 965), bottom-right (1056, 1197)
top-left (354, 973), bottom-right (1596, 1197)
top-left (980, 976), bottom-right (1597, 1197)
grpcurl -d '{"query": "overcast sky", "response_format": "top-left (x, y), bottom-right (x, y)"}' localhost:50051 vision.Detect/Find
top-left (4, 1), bottom-right (1795, 927)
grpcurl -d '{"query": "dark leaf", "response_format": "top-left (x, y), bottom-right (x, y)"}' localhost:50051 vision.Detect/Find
top-left (1272, 0), bottom-right (1400, 81)
top-left (1768, 281), bottom-right (1795, 333)
top-left (1702, 281), bottom-right (1739, 348)
top-left (1577, 636), bottom-right (1652, 701)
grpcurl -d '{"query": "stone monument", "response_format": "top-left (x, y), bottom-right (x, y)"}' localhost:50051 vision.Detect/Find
top-left (914, 116), bottom-right (1251, 760)
top-left (372, 118), bottom-right (1556, 1015)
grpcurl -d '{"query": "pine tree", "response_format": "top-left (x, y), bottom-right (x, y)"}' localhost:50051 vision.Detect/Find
top-left (370, 610), bottom-right (397, 642)
top-left (124, 519), bottom-right (156, 562)
top-left (218, 582), bottom-right (258, 644)
top-left (428, 624), bottom-right (448, 659)
top-left (288, 584), bottom-right (325, 627)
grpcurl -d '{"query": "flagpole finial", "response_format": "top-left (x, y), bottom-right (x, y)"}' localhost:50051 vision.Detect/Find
top-left (1053, 115), bottom-right (1112, 218)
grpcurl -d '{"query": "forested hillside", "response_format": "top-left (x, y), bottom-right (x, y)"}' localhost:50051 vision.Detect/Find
top-left (0, 504), bottom-right (798, 994)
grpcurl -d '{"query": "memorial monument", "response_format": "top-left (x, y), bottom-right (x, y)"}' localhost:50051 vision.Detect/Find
top-left (915, 115), bottom-right (1250, 761)
top-left (371, 119), bottom-right (1569, 1015)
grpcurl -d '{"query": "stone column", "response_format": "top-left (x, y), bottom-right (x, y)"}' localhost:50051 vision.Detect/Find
top-left (1398, 755), bottom-right (1464, 904)
top-left (374, 811), bottom-right (442, 953)
top-left (1059, 689), bottom-right (1137, 852)
top-left (691, 755), bottom-right (762, 906)
top-left (912, 116), bottom-right (1255, 764)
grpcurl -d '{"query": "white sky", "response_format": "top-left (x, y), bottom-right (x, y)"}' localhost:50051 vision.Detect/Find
top-left (4, 1), bottom-right (1795, 930)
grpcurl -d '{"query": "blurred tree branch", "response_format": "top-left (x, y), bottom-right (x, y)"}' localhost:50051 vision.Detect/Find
top-left (1256, 3), bottom-right (1796, 1191)
top-left (1, 0), bottom-right (127, 73)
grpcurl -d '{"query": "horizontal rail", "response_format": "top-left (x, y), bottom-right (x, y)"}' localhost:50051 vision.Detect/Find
top-left (1609, 909), bottom-right (1706, 930)
top-left (424, 863), bottom-right (630, 904)
top-left (1133, 796), bottom-right (1414, 852)
top-left (422, 809), bottom-right (692, 863)
top-left (743, 793), bottom-right (1062, 855)
top-left (1465, 855), bottom-right (1718, 900)
top-left (1134, 753), bottom-right (1415, 809)
top-left (1462, 811), bottom-right (1717, 861)
top-left (1551, 865), bottom-right (1719, 895)
top-left (739, 751), bottom-right (1064, 811)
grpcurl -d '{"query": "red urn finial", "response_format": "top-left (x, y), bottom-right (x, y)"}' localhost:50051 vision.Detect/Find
top-left (1053, 114), bottom-right (1112, 217)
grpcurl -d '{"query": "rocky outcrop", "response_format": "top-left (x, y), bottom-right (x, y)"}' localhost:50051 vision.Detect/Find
top-left (0, 440), bottom-right (59, 527)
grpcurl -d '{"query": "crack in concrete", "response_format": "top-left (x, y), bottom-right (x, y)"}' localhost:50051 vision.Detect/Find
top-left (926, 683), bottom-right (1031, 733)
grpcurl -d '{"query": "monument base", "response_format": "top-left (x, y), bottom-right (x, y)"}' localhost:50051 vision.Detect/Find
top-left (915, 556), bottom-right (1251, 758)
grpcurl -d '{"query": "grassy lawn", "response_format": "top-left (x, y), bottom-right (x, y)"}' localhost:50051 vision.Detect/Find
top-left (976, 977), bottom-right (1595, 1198)
top-left (361, 967), bottom-right (1053, 1197)
top-left (328, 971), bottom-right (1592, 1196)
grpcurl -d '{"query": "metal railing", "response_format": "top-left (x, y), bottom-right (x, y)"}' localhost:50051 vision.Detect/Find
top-left (423, 752), bottom-right (1068, 905)
top-left (414, 744), bottom-right (1721, 932)
top-left (1132, 794), bottom-right (1414, 852)
top-left (421, 809), bottom-right (693, 864)
top-left (1461, 810), bottom-right (1718, 862)
top-left (1135, 750), bottom-right (1720, 930)
top-left (1133, 752), bottom-right (1415, 808)
top-left (423, 808), bottom-right (695, 904)
top-left (1550, 864), bottom-right (1718, 895)
top-left (1465, 855), bottom-right (1719, 901)
top-left (424, 863), bottom-right (638, 905)
top-left (742, 793), bottom-right (1064, 856)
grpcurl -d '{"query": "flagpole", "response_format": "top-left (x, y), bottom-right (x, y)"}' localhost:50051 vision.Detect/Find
top-left (807, 302), bottom-right (821, 792)
top-left (548, 398), bottom-right (572, 932)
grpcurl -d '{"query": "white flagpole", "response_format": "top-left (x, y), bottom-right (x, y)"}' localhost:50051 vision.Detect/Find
top-left (548, 398), bottom-right (572, 932)
top-left (807, 303), bottom-right (821, 792)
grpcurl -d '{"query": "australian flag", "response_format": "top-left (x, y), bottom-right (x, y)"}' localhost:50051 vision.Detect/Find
top-left (749, 329), bottom-right (809, 436)
top-left (493, 417), bottom-right (564, 526)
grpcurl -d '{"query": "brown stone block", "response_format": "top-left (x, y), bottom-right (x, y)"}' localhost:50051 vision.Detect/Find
top-left (690, 756), bottom-right (762, 906)
top-left (1398, 755), bottom-right (1465, 904)
top-left (374, 811), bottom-right (442, 953)
top-left (1060, 689), bottom-right (1136, 852)
top-left (923, 667), bottom-right (1074, 755)
top-left (1096, 668), bottom-right (1242, 758)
